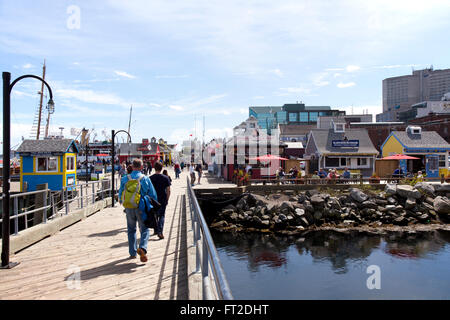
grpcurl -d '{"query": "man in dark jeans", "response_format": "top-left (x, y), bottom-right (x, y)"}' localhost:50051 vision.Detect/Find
top-left (150, 162), bottom-right (171, 239)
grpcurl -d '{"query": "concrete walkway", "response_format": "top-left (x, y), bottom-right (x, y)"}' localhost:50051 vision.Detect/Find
top-left (0, 171), bottom-right (193, 300)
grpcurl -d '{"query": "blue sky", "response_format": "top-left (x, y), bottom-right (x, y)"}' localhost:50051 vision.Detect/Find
top-left (1, 0), bottom-right (450, 148)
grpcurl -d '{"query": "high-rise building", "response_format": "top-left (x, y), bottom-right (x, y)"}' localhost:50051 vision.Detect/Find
top-left (249, 102), bottom-right (345, 134)
top-left (377, 67), bottom-right (450, 122)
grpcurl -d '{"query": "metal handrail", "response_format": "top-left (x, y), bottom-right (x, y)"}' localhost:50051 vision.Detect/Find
top-left (186, 176), bottom-right (233, 300)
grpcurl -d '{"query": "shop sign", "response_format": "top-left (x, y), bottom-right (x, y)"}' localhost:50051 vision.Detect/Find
top-left (332, 140), bottom-right (359, 148)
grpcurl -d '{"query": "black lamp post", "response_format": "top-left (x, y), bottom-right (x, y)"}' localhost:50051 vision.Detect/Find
top-left (2, 72), bottom-right (54, 268)
top-left (111, 129), bottom-right (131, 208)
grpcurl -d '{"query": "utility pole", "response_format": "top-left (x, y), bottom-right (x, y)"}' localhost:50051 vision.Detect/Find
top-left (127, 105), bottom-right (132, 143)
top-left (36, 60), bottom-right (46, 139)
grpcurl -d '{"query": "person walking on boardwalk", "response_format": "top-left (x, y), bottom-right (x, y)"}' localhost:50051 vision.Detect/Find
top-left (196, 163), bottom-right (203, 184)
top-left (119, 158), bottom-right (158, 262)
top-left (150, 162), bottom-right (171, 240)
top-left (174, 162), bottom-right (181, 179)
top-left (189, 164), bottom-right (196, 186)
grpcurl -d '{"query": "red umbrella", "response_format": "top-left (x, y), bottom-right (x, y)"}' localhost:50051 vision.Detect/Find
top-left (382, 154), bottom-right (420, 160)
top-left (95, 153), bottom-right (110, 157)
top-left (249, 154), bottom-right (289, 161)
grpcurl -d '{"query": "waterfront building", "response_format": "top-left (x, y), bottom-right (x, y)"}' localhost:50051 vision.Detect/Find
top-left (381, 126), bottom-right (450, 178)
top-left (377, 67), bottom-right (450, 122)
top-left (17, 139), bottom-right (79, 192)
top-left (349, 122), bottom-right (406, 153)
top-left (409, 113), bottom-right (450, 144)
top-left (249, 102), bottom-right (344, 134)
top-left (304, 121), bottom-right (379, 177)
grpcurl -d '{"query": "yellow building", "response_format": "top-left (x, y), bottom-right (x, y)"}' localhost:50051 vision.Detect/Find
top-left (381, 126), bottom-right (450, 177)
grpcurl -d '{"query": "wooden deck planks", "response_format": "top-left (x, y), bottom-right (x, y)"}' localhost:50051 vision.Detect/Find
top-left (0, 172), bottom-right (190, 300)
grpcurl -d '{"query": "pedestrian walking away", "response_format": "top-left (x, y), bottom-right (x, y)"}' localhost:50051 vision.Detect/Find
top-left (150, 162), bottom-right (171, 240)
top-left (119, 158), bottom-right (158, 262)
top-left (189, 164), bottom-right (196, 186)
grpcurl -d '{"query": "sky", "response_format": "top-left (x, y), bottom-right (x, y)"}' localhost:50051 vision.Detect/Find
top-left (1, 0), bottom-right (450, 149)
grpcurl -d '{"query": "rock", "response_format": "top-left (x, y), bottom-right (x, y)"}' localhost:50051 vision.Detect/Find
top-left (289, 196), bottom-right (298, 202)
top-left (222, 208), bottom-right (234, 215)
top-left (361, 200), bottom-right (378, 210)
top-left (280, 201), bottom-right (294, 212)
top-left (343, 220), bottom-right (355, 226)
top-left (396, 185), bottom-right (421, 199)
top-left (223, 204), bottom-right (237, 211)
top-left (252, 216), bottom-right (262, 224)
top-left (393, 216), bottom-right (408, 226)
top-left (349, 188), bottom-right (369, 203)
top-left (230, 212), bottom-right (239, 221)
top-left (385, 183), bottom-right (397, 196)
top-left (272, 194), bottom-right (282, 199)
top-left (310, 194), bottom-right (325, 206)
top-left (278, 213), bottom-right (288, 221)
top-left (246, 194), bottom-right (257, 206)
top-left (297, 194), bottom-right (306, 203)
top-left (284, 190), bottom-right (295, 196)
top-left (387, 197), bottom-right (397, 205)
top-left (375, 199), bottom-right (388, 206)
top-left (313, 211), bottom-right (323, 220)
top-left (261, 220), bottom-right (270, 227)
top-left (294, 208), bottom-right (305, 217)
top-left (303, 200), bottom-right (314, 213)
top-left (405, 197), bottom-right (416, 210)
top-left (328, 197), bottom-right (342, 210)
top-left (414, 182), bottom-right (435, 196)
top-left (385, 204), bottom-right (396, 211)
top-left (306, 190), bottom-right (319, 197)
top-left (418, 213), bottom-right (429, 222)
top-left (434, 184), bottom-right (450, 194)
top-left (433, 196), bottom-right (450, 215)
top-left (300, 217), bottom-right (309, 226)
top-left (261, 215), bottom-right (271, 220)
top-left (211, 220), bottom-right (228, 228)
top-left (236, 198), bottom-right (247, 211)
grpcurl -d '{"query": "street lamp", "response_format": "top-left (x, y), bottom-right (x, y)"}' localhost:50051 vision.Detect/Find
top-left (111, 129), bottom-right (131, 208)
top-left (2, 72), bottom-right (54, 268)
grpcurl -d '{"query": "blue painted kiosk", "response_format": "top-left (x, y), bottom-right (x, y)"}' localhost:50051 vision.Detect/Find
top-left (16, 139), bottom-right (79, 192)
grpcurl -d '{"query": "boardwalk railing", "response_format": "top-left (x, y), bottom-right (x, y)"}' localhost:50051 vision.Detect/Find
top-left (0, 176), bottom-right (120, 236)
top-left (186, 177), bottom-right (233, 300)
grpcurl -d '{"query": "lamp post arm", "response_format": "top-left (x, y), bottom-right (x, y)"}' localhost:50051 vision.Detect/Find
top-left (9, 74), bottom-right (54, 100)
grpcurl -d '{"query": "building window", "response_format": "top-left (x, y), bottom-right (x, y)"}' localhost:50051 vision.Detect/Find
top-left (300, 112), bottom-right (308, 122)
top-left (325, 157), bottom-right (339, 167)
top-left (357, 158), bottom-right (368, 167)
top-left (309, 112), bottom-right (318, 122)
top-left (36, 157), bottom-right (58, 172)
top-left (289, 113), bottom-right (298, 122)
top-left (66, 156), bottom-right (75, 171)
top-left (340, 158), bottom-right (347, 167)
top-left (439, 155), bottom-right (446, 168)
top-left (334, 123), bottom-right (345, 133)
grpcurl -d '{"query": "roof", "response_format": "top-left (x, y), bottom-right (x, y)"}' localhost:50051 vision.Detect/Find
top-left (285, 142), bottom-right (304, 149)
top-left (17, 139), bottom-right (79, 154)
top-left (391, 131), bottom-right (450, 149)
top-left (118, 142), bottom-right (160, 155)
top-left (350, 122), bottom-right (404, 126)
top-left (279, 124), bottom-right (316, 135)
top-left (249, 106), bottom-right (283, 113)
top-left (308, 129), bottom-right (379, 155)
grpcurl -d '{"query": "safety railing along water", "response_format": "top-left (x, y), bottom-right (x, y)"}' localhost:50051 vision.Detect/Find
top-left (0, 176), bottom-right (120, 236)
top-left (186, 177), bottom-right (233, 300)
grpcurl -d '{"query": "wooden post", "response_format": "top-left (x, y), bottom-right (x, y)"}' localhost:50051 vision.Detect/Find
top-left (33, 183), bottom-right (48, 226)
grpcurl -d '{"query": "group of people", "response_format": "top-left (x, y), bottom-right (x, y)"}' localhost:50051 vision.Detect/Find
top-left (189, 163), bottom-right (203, 186)
top-left (118, 159), bottom-right (172, 263)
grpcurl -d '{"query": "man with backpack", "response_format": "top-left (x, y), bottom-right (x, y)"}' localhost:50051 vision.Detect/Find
top-left (119, 158), bottom-right (157, 263)
top-left (150, 162), bottom-right (171, 239)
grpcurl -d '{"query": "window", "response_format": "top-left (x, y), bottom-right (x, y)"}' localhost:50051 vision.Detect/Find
top-left (300, 112), bottom-right (308, 122)
top-left (325, 157), bottom-right (339, 167)
top-left (340, 158), bottom-right (347, 167)
top-left (357, 158), bottom-right (368, 166)
top-left (289, 113), bottom-right (298, 122)
top-left (334, 123), bottom-right (345, 133)
top-left (309, 112), bottom-right (318, 122)
top-left (36, 157), bottom-right (58, 172)
top-left (66, 156), bottom-right (75, 171)
top-left (439, 155), bottom-right (446, 168)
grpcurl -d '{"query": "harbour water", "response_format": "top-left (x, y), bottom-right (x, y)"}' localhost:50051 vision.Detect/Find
top-left (212, 230), bottom-right (450, 299)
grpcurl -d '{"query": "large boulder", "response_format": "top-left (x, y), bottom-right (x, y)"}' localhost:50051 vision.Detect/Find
top-left (433, 196), bottom-right (450, 215)
top-left (310, 194), bottom-right (325, 207)
top-left (349, 188), bottom-right (369, 203)
top-left (414, 182), bottom-right (435, 196)
top-left (396, 185), bottom-right (421, 199)
top-left (385, 183), bottom-right (397, 196)
top-left (434, 184), bottom-right (450, 194)
top-left (405, 197), bottom-right (416, 210)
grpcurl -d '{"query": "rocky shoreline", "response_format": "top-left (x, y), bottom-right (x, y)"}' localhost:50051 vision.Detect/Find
top-left (209, 183), bottom-right (450, 236)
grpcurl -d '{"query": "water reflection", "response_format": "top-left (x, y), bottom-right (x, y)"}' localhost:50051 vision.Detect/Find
top-left (213, 230), bottom-right (450, 274)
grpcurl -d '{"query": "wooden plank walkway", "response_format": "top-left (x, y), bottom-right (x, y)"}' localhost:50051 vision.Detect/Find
top-left (0, 171), bottom-right (192, 300)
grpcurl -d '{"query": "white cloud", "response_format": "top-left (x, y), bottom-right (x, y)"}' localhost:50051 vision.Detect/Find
top-left (346, 65), bottom-right (360, 72)
top-left (22, 63), bottom-right (34, 69)
top-left (114, 70), bottom-right (136, 79)
top-left (270, 69), bottom-right (283, 77)
top-left (169, 105), bottom-right (184, 111)
top-left (279, 86), bottom-right (311, 94)
top-left (155, 74), bottom-right (189, 79)
top-left (337, 82), bottom-right (356, 88)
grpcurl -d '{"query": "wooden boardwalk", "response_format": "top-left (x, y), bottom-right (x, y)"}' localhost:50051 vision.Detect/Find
top-left (0, 171), bottom-right (193, 300)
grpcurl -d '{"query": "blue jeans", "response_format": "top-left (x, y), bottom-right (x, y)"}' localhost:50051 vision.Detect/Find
top-left (125, 208), bottom-right (149, 257)
top-left (155, 205), bottom-right (167, 235)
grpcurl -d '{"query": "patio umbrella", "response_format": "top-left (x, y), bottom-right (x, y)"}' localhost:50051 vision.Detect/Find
top-left (382, 154), bottom-right (420, 160)
top-left (249, 154), bottom-right (289, 161)
top-left (95, 153), bottom-right (110, 157)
